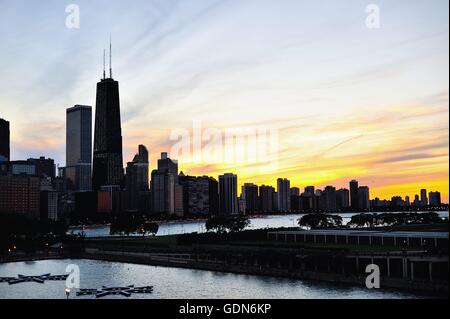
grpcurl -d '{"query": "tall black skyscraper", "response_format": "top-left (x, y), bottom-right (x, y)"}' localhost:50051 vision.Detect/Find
top-left (0, 118), bottom-right (10, 161)
top-left (350, 180), bottom-right (359, 210)
top-left (92, 44), bottom-right (124, 190)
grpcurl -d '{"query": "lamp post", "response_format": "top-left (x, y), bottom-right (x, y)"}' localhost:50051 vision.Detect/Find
top-left (65, 288), bottom-right (71, 299)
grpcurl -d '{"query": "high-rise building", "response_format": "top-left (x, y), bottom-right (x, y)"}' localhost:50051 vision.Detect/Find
top-left (429, 191), bottom-right (442, 206)
top-left (277, 178), bottom-right (291, 212)
top-left (0, 175), bottom-right (40, 219)
top-left (358, 186), bottom-right (370, 210)
top-left (8, 160), bottom-right (36, 176)
top-left (349, 180), bottom-right (359, 210)
top-left (179, 174), bottom-right (219, 216)
top-left (27, 157), bottom-right (55, 179)
top-left (420, 189), bottom-right (428, 206)
top-left (66, 105), bottom-right (92, 191)
top-left (157, 152), bottom-right (179, 183)
top-left (0, 118), bottom-right (10, 162)
top-left (405, 196), bottom-right (411, 206)
top-left (241, 183), bottom-right (259, 214)
top-left (259, 185), bottom-right (275, 213)
top-left (336, 188), bottom-right (350, 210)
top-left (290, 187), bottom-right (300, 196)
top-left (150, 152), bottom-right (178, 215)
top-left (301, 186), bottom-right (316, 211)
top-left (219, 173), bottom-right (238, 215)
top-left (413, 194), bottom-right (421, 207)
top-left (92, 49), bottom-right (124, 190)
top-left (125, 145), bottom-right (149, 212)
top-left (322, 186), bottom-right (337, 212)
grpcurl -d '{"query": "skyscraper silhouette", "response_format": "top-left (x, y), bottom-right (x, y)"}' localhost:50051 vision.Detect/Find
top-left (66, 105), bottom-right (92, 191)
top-left (92, 44), bottom-right (124, 190)
top-left (0, 118), bottom-right (10, 161)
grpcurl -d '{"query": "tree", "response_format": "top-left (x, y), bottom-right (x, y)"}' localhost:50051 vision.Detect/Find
top-left (298, 214), bottom-right (343, 229)
top-left (348, 214), bottom-right (376, 228)
top-left (110, 214), bottom-right (141, 236)
top-left (205, 216), bottom-right (251, 233)
top-left (141, 222), bottom-right (159, 236)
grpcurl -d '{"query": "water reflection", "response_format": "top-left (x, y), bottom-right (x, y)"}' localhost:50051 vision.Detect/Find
top-left (0, 259), bottom-right (434, 299)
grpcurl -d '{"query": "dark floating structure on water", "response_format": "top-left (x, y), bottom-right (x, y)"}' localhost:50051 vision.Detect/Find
top-left (76, 285), bottom-right (154, 298)
top-left (0, 274), bottom-right (68, 285)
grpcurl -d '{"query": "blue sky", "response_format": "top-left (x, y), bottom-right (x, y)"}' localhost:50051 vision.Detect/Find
top-left (0, 0), bottom-right (448, 199)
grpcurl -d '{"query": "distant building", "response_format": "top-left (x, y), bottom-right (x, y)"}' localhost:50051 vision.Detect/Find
top-left (272, 192), bottom-right (279, 212)
top-left (405, 196), bottom-right (411, 206)
top-left (290, 187), bottom-right (300, 196)
top-left (358, 186), bottom-right (370, 210)
top-left (27, 157), bottom-right (55, 179)
top-left (100, 185), bottom-right (122, 213)
top-left (97, 191), bottom-right (112, 213)
top-left (0, 175), bottom-right (40, 219)
top-left (158, 152), bottom-right (179, 183)
top-left (125, 145), bottom-right (149, 212)
top-left (336, 188), bottom-right (350, 210)
top-left (241, 183), bottom-right (259, 214)
top-left (151, 170), bottom-right (175, 215)
top-left (8, 160), bottom-right (36, 176)
top-left (174, 184), bottom-right (184, 217)
top-left (66, 105), bottom-right (92, 191)
top-left (179, 174), bottom-right (219, 216)
top-left (277, 178), bottom-right (291, 212)
top-left (219, 173), bottom-right (238, 215)
top-left (413, 194), bottom-right (421, 207)
top-left (150, 152), bottom-right (179, 215)
top-left (322, 186), bottom-right (337, 212)
top-left (301, 186), bottom-right (316, 211)
top-left (420, 189), bottom-right (428, 206)
top-left (0, 118), bottom-right (10, 162)
top-left (259, 185), bottom-right (275, 213)
top-left (429, 191), bottom-right (442, 206)
top-left (39, 178), bottom-right (58, 221)
top-left (40, 191), bottom-right (59, 221)
top-left (391, 196), bottom-right (405, 207)
top-left (349, 180), bottom-right (359, 210)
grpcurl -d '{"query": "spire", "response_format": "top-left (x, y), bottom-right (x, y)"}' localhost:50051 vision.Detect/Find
top-left (109, 35), bottom-right (113, 79)
top-left (103, 49), bottom-right (106, 80)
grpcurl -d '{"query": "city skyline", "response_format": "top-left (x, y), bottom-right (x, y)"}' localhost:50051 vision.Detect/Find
top-left (0, 0), bottom-right (448, 202)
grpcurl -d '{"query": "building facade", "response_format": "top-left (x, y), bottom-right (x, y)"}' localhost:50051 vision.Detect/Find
top-left (125, 145), bottom-right (149, 212)
top-left (0, 118), bottom-right (10, 162)
top-left (0, 175), bottom-right (40, 219)
top-left (92, 76), bottom-right (124, 190)
top-left (66, 105), bottom-right (92, 191)
top-left (219, 173), bottom-right (238, 215)
top-left (277, 178), bottom-right (291, 212)
top-left (350, 180), bottom-right (359, 210)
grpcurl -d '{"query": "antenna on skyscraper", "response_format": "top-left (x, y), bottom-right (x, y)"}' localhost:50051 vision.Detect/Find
top-left (103, 49), bottom-right (106, 80)
top-left (109, 34), bottom-right (113, 79)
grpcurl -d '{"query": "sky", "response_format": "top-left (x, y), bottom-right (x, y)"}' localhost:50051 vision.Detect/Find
top-left (0, 0), bottom-right (448, 202)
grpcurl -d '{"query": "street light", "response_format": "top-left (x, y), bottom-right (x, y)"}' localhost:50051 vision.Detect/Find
top-left (65, 288), bottom-right (71, 299)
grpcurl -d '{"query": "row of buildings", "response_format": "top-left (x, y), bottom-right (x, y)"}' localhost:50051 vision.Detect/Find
top-left (0, 48), bottom-right (445, 221)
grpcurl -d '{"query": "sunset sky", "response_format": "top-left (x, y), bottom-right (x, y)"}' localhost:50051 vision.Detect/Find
top-left (0, 0), bottom-right (448, 202)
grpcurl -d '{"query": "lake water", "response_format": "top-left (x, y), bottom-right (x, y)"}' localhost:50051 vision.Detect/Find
top-left (0, 259), bottom-right (436, 299)
top-left (70, 212), bottom-right (449, 238)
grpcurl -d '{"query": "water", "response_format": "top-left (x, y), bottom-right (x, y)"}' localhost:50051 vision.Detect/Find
top-left (70, 212), bottom-right (449, 238)
top-left (0, 259), bottom-right (435, 299)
